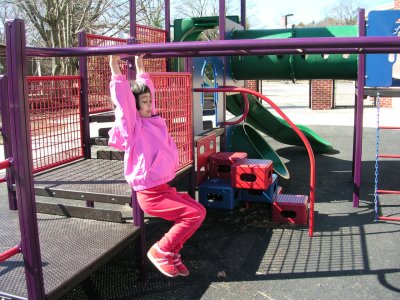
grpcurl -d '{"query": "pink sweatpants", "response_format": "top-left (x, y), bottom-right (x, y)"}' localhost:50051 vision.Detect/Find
top-left (136, 183), bottom-right (206, 254)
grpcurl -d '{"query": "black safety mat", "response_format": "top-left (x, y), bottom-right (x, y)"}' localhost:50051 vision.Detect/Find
top-left (0, 198), bottom-right (140, 299)
top-left (33, 159), bottom-right (132, 203)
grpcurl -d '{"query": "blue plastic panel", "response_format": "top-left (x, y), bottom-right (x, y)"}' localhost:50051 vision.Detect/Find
top-left (366, 10), bottom-right (400, 87)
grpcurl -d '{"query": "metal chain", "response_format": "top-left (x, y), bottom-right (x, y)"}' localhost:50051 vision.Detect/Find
top-left (374, 93), bottom-right (381, 221)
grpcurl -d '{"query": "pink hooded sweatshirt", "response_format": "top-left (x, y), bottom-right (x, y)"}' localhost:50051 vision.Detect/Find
top-left (108, 73), bottom-right (179, 191)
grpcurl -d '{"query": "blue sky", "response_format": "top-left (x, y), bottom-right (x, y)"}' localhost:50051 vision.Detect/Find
top-left (245, 0), bottom-right (393, 28)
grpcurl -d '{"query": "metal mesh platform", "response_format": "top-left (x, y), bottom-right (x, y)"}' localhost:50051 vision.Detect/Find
top-left (89, 111), bottom-right (115, 123)
top-left (33, 159), bottom-right (132, 204)
top-left (1, 158), bottom-right (194, 298)
top-left (1, 158), bottom-right (142, 299)
top-left (0, 199), bottom-right (140, 299)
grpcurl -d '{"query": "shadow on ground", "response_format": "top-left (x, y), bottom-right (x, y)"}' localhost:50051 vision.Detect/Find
top-left (62, 126), bottom-right (400, 299)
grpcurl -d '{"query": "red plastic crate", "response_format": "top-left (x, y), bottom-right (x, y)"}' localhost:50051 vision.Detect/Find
top-left (272, 194), bottom-right (308, 225)
top-left (231, 159), bottom-right (273, 190)
top-left (209, 152), bottom-right (247, 179)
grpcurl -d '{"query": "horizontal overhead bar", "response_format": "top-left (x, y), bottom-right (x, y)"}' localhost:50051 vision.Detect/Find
top-left (139, 47), bottom-right (400, 58)
top-left (24, 36), bottom-right (400, 58)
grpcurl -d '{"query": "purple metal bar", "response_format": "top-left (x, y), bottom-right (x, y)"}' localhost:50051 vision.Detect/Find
top-left (129, 1), bottom-right (144, 267)
top-left (24, 36), bottom-right (400, 58)
top-left (127, 37), bottom-right (136, 80)
top-left (136, 47), bottom-right (400, 58)
top-left (130, 0), bottom-right (137, 38)
top-left (0, 75), bottom-right (17, 210)
top-left (241, 0), bottom-right (246, 28)
top-left (165, 0), bottom-right (171, 71)
top-left (5, 18), bottom-right (45, 299)
top-left (127, 0), bottom-right (137, 80)
top-left (78, 31), bottom-right (91, 160)
top-left (219, 0), bottom-right (225, 40)
top-left (165, 0), bottom-right (171, 43)
top-left (131, 189), bottom-right (145, 275)
top-left (353, 9), bottom-right (366, 207)
top-left (219, 0), bottom-right (227, 150)
top-left (78, 31), bottom-right (95, 209)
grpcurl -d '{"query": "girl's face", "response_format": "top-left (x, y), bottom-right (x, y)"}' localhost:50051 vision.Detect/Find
top-left (138, 93), bottom-right (152, 117)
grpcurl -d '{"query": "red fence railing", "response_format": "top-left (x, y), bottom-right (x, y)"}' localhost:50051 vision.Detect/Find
top-left (136, 25), bottom-right (167, 73)
top-left (86, 34), bottom-right (126, 113)
top-left (26, 72), bottom-right (192, 172)
top-left (20, 27), bottom-right (190, 173)
top-left (28, 76), bottom-right (84, 172)
top-left (86, 25), bottom-right (167, 114)
top-left (150, 73), bottom-right (193, 169)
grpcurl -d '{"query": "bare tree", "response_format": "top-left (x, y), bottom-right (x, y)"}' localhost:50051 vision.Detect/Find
top-left (174, 0), bottom-right (237, 19)
top-left (173, 0), bottom-right (238, 41)
top-left (137, 0), bottom-right (165, 29)
top-left (0, 0), bottom-right (166, 74)
top-left (325, 0), bottom-right (363, 25)
top-left (174, 0), bottom-right (214, 18)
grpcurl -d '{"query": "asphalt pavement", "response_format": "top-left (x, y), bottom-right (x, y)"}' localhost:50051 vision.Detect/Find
top-left (61, 90), bottom-right (400, 299)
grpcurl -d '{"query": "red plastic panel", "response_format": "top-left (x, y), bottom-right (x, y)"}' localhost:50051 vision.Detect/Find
top-left (231, 158), bottom-right (273, 190)
top-left (209, 152), bottom-right (247, 179)
top-left (196, 134), bottom-right (216, 185)
top-left (149, 73), bottom-right (193, 172)
top-left (272, 194), bottom-right (308, 225)
top-left (27, 76), bottom-right (84, 173)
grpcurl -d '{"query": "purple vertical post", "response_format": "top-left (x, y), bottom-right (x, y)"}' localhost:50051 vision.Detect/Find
top-left (129, 0), bottom-right (145, 275)
top-left (5, 18), bottom-right (45, 299)
top-left (219, 0), bottom-right (226, 41)
top-left (132, 189), bottom-right (145, 275)
top-left (78, 31), bottom-right (94, 208)
top-left (78, 31), bottom-right (91, 160)
top-left (165, 0), bottom-right (171, 71)
top-left (165, 0), bottom-right (171, 43)
top-left (128, 0), bottom-right (137, 80)
top-left (128, 0), bottom-right (141, 232)
top-left (353, 9), bottom-right (366, 207)
top-left (130, 0), bottom-right (137, 38)
top-left (241, 0), bottom-right (246, 28)
top-left (219, 0), bottom-right (227, 150)
top-left (0, 75), bottom-right (17, 210)
top-left (126, 37), bottom-right (136, 80)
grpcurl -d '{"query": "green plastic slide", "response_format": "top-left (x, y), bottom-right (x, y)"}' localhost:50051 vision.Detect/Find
top-left (227, 123), bottom-right (290, 179)
top-left (226, 93), bottom-right (333, 153)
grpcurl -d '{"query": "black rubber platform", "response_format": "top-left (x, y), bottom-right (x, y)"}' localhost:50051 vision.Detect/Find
top-left (0, 198), bottom-right (140, 299)
top-left (33, 159), bottom-right (132, 205)
top-left (0, 158), bottom-right (143, 299)
top-left (89, 111), bottom-right (115, 123)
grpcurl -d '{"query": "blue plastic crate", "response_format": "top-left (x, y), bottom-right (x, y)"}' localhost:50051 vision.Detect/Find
top-left (239, 174), bottom-right (278, 203)
top-left (198, 178), bottom-right (239, 210)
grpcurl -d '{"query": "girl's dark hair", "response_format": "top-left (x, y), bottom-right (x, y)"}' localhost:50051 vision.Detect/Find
top-left (129, 80), bottom-right (151, 110)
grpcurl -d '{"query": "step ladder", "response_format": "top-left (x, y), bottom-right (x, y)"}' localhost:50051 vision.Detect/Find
top-left (374, 93), bottom-right (400, 222)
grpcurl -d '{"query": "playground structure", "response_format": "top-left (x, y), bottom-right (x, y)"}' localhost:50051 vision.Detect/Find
top-left (0, 0), bottom-right (400, 298)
